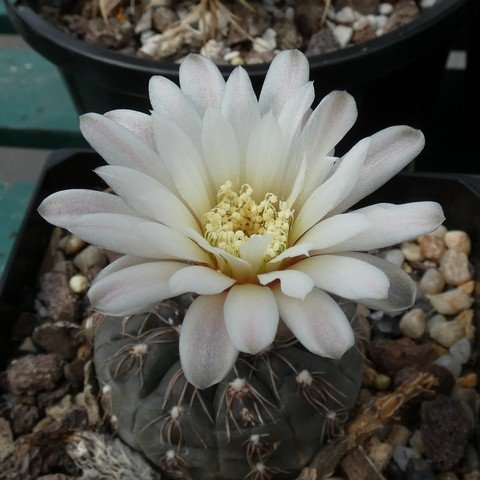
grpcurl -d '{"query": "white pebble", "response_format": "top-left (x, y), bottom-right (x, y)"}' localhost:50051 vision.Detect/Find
top-left (426, 314), bottom-right (446, 333)
top-left (444, 230), bottom-right (471, 254)
top-left (381, 249), bottom-right (404, 267)
top-left (449, 337), bottom-right (471, 364)
top-left (420, 0), bottom-right (438, 8)
top-left (379, 3), bottom-right (393, 15)
top-left (419, 268), bottom-right (445, 295)
top-left (434, 354), bottom-right (462, 378)
top-left (399, 309), bottom-right (426, 339)
top-left (431, 225), bottom-right (447, 238)
top-left (262, 28), bottom-right (277, 50)
top-left (223, 50), bottom-right (240, 61)
top-left (430, 320), bottom-right (465, 348)
top-left (393, 446), bottom-right (420, 472)
top-left (253, 37), bottom-right (272, 53)
top-left (401, 242), bottom-right (423, 261)
top-left (428, 288), bottom-right (473, 315)
top-left (336, 6), bottom-right (356, 23)
top-left (353, 16), bottom-right (369, 31)
top-left (375, 15), bottom-right (388, 29)
top-left (69, 274), bottom-right (89, 294)
top-left (333, 25), bottom-right (353, 47)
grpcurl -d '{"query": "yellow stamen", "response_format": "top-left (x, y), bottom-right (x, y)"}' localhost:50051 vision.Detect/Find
top-left (202, 181), bottom-right (294, 262)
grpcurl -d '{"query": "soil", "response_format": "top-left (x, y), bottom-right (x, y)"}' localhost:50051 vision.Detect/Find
top-left (0, 224), bottom-right (478, 479)
top-left (35, 0), bottom-right (442, 65)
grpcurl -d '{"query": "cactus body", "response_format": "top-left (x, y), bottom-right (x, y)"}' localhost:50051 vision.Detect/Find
top-left (94, 296), bottom-right (364, 480)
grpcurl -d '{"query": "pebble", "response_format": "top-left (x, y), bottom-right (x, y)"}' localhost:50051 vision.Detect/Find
top-left (374, 374), bottom-right (391, 390)
top-left (384, 0), bottom-right (420, 34)
top-left (455, 309), bottom-right (475, 340)
top-left (444, 230), bottom-right (471, 253)
top-left (134, 9), bottom-right (153, 34)
top-left (32, 321), bottom-right (82, 360)
top-left (429, 320), bottom-right (465, 348)
top-left (406, 458), bottom-right (434, 480)
top-left (336, 6), bottom-right (356, 23)
top-left (368, 439), bottom-right (393, 471)
top-left (449, 337), bottom-right (471, 364)
top-left (428, 287), bottom-right (473, 315)
top-left (457, 373), bottom-right (478, 388)
top-left (381, 249), bottom-right (404, 267)
top-left (306, 27), bottom-right (341, 55)
top-left (434, 355), bottom-right (462, 378)
top-left (432, 225), bottom-right (448, 238)
top-left (379, 2), bottom-right (393, 15)
top-left (201, 39), bottom-right (226, 62)
top-left (399, 309), bottom-right (426, 339)
top-left (401, 242), bottom-right (423, 261)
top-left (69, 274), bottom-right (89, 294)
top-left (387, 424), bottom-right (411, 446)
top-left (73, 245), bottom-right (108, 273)
top-left (229, 56), bottom-right (245, 66)
top-left (420, 0), bottom-right (438, 7)
top-left (393, 446), bottom-right (420, 471)
top-left (417, 234), bottom-right (446, 261)
top-left (426, 313), bottom-right (446, 333)
top-left (333, 25), bottom-right (353, 47)
top-left (440, 249), bottom-right (472, 285)
top-left (46, 394), bottom-right (73, 421)
top-left (460, 280), bottom-right (475, 294)
top-left (0, 418), bottom-right (13, 463)
top-left (409, 430), bottom-right (426, 454)
top-left (64, 235), bottom-right (85, 255)
top-left (352, 16), bottom-right (369, 31)
top-left (419, 268), bottom-right (445, 294)
top-left (152, 6), bottom-right (178, 32)
top-left (11, 404), bottom-right (39, 435)
top-left (223, 50), bottom-right (240, 61)
top-left (38, 272), bottom-right (80, 322)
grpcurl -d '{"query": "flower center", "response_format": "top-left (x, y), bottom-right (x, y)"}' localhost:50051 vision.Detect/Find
top-left (202, 181), bottom-right (294, 262)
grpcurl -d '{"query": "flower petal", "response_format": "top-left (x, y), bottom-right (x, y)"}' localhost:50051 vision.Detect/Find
top-left (291, 137), bottom-right (370, 243)
top-left (292, 254), bottom-right (390, 300)
top-left (259, 49), bottom-right (310, 117)
top-left (224, 284), bottom-right (279, 354)
top-left (94, 255), bottom-right (153, 283)
top-left (152, 113), bottom-right (213, 218)
top-left (273, 287), bottom-right (354, 358)
top-left (88, 261), bottom-right (186, 315)
top-left (79, 113), bottom-right (175, 190)
top-left (104, 109), bottom-right (155, 150)
top-left (66, 213), bottom-right (211, 264)
top-left (38, 189), bottom-right (138, 227)
top-left (179, 54), bottom-right (225, 116)
top-left (95, 165), bottom-right (200, 232)
top-left (320, 202), bottom-right (445, 253)
top-left (169, 265), bottom-right (235, 295)
top-left (258, 270), bottom-right (314, 300)
top-left (332, 126), bottom-right (425, 214)
top-left (179, 293), bottom-right (238, 389)
top-left (340, 252), bottom-right (416, 311)
top-left (238, 234), bottom-right (273, 274)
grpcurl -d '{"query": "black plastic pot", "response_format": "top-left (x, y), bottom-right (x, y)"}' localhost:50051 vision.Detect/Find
top-left (1, 149), bottom-right (480, 371)
top-left (4, 0), bottom-right (474, 136)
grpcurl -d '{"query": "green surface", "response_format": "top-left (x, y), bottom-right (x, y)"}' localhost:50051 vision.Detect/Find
top-left (0, 1), bottom-right (15, 33)
top-left (0, 49), bottom-right (85, 148)
top-left (0, 180), bottom-right (35, 276)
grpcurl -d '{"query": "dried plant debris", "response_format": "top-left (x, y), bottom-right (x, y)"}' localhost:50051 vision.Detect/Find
top-left (38, 0), bottom-right (439, 64)
top-left (0, 224), bottom-right (478, 479)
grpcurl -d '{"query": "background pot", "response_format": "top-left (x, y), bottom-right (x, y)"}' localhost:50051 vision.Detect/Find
top-left (4, 0), bottom-right (474, 138)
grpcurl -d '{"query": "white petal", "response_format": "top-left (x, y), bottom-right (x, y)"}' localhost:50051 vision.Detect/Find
top-left (293, 91), bottom-right (357, 206)
top-left (38, 189), bottom-right (137, 227)
top-left (94, 255), bottom-right (153, 283)
top-left (332, 126), bottom-right (425, 214)
top-left (340, 252), bottom-right (416, 311)
top-left (179, 54), bottom-right (225, 116)
top-left (67, 213), bottom-right (211, 264)
top-left (224, 284), bottom-right (279, 354)
top-left (259, 50), bottom-right (309, 117)
top-left (291, 137), bottom-right (370, 243)
top-left (273, 287), bottom-right (354, 358)
top-left (88, 261), bottom-right (186, 315)
top-left (169, 265), bottom-right (235, 295)
top-left (221, 66), bottom-right (261, 168)
top-left (245, 112), bottom-right (286, 195)
top-left (95, 165), bottom-right (200, 232)
top-left (148, 76), bottom-right (202, 146)
top-left (258, 270), bottom-right (314, 300)
top-left (104, 109), bottom-right (155, 150)
top-left (238, 234), bottom-right (273, 274)
top-left (292, 254), bottom-right (390, 300)
top-left (152, 113), bottom-right (213, 218)
top-left (79, 113), bottom-right (175, 190)
top-left (180, 293), bottom-right (238, 389)
top-left (201, 108), bottom-right (240, 189)
top-left (320, 202), bottom-right (445, 253)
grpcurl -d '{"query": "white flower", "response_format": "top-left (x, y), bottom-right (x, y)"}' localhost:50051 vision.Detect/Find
top-left (38, 50), bottom-right (445, 389)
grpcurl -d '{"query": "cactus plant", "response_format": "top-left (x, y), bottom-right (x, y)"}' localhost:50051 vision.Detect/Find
top-left (94, 296), bottom-right (365, 479)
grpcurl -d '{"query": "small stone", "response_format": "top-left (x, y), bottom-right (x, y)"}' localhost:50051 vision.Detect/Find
top-left (455, 309), bottom-right (475, 341)
top-left (352, 16), bottom-right (369, 31)
top-left (11, 404), bottom-right (39, 435)
top-left (306, 27), bottom-right (340, 55)
top-left (409, 430), bottom-right (426, 454)
top-left (134, 9), bottom-right (152, 34)
top-left (379, 3), bottom-right (393, 15)
top-left (368, 438), bottom-right (393, 471)
top-left (428, 288), bottom-right (473, 315)
top-left (362, 366), bottom-right (377, 387)
top-left (0, 418), bottom-right (14, 463)
top-left (457, 373), bottom-right (478, 388)
top-left (85, 18), bottom-right (134, 50)
top-left (223, 50), bottom-right (240, 62)
top-left (421, 396), bottom-right (472, 471)
top-left (337, 0), bottom-right (379, 15)
top-left (449, 338), bottom-right (471, 364)
top-left (38, 272), bottom-right (80, 322)
top-left (69, 274), bottom-right (89, 294)
top-left (432, 225), bottom-right (448, 238)
top-left (294, 0), bottom-right (324, 38)
top-left (393, 446), bottom-right (420, 471)
top-left (46, 395), bottom-right (73, 421)
top-left (64, 358), bottom-right (86, 390)
top-left (419, 268), bottom-right (445, 294)
top-left (460, 280), bottom-right (475, 294)
top-left (37, 384), bottom-right (70, 409)
top-left (434, 355), bottom-right (462, 379)
top-left (444, 230), bottom-right (471, 254)
top-left (424, 364), bottom-right (455, 394)
top-left (401, 242), bottom-right (423, 261)
top-left (64, 235), bottom-right (86, 255)
top-left (430, 320), bottom-right (465, 348)
top-left (336, 6), bottom-right (356, 23)
top-left (152, 6), bottom-right (177, 32)
top-left (32, 322), bottom-right (83, 360)
top-left (384, 0), bottom-right (420, 34)
top-left (426, 314), bottom-right (446, 333)
top-left (406, 458), bottom-right (434, 480)
top-left (351, 24), bottom-right (376, 43)
top-left (73, 246), bottom-right (107, 273)
top-left (6, 354), bottom-right (63, 395)
top-left (381, 249), bottom-right (404, 267)
top-left (399, 309), bottom-right (426, 339)
top-left (229, 56), bottom-right (244, 66)
top-left (375, 14), bottom-right (388, 29)
top-left (420, 0), bottom-right (438, 8)
top-left (387, 424), bottom-right (411, 446)
top-left (440, 250), bottom-right (472, 286)
top-left (333, 25), bottom-right (353, 47)
top-left (374, 374), bottom-right (391, 390)
top-left (275, 19), bottom-right (303, 50)
top-left (201, 39), bottom-right (226, 62)
top-left (418, 234), bottom-right (446, 261)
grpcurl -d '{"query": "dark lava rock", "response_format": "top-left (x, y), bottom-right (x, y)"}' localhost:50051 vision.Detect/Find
top-left (395, 365), bottom-right (454, 395)
top-left (421, 396), bottom-right (472, 471)
top-left (11, 404), bottom-right (39, 436)
top-left (85, 17), bottom-right (134, 50)
top-left (38, 272), bottom-right (80, 322)
top-left (7, 354), bottom-right (64, 396)
top-left (406, 457), bottom-right (434, 480)
top-left (295, 0), bottom-right (324, 39)
top-left (37, 384), bottom-right (70, 409)
top-left (32, 322), bottom-right (83, 360)
top-left (64, 358), bottom-right (86, 390)
top-left (10, 312), bottom-right (37, 342)
top-left (336, 0), bottom-right (380, 14)
top-left (384, 0), bottom-right (420, 34)
top-left (152, 6), bottom-right (178, 33)
top-left (306, 27), bottom-right (340, 56)
top-left (369, 338), bottom-right (436, 375)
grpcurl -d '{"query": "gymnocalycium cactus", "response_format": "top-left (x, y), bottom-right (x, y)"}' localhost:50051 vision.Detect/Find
top-left (39, 49), bottom-right (445, 479)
